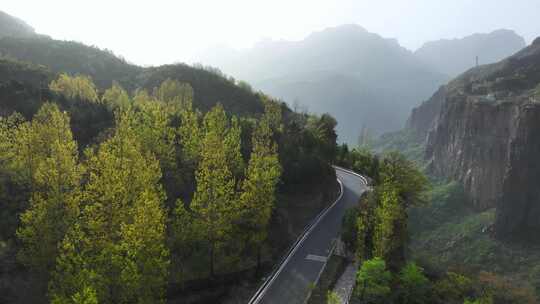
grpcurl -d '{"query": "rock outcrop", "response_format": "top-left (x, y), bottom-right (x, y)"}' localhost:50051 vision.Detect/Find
top-left (409, 39), bottom-right (540, 240)
top-left (406, 86), bottom-right (446, 140)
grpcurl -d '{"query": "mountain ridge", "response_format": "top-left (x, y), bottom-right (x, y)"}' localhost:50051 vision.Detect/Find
top-left (198, 24), bottom-right (449, 143)
top-left (415, 29), bottom-right (526, 77)
top-left (405, 38), bottom-right (540, 241)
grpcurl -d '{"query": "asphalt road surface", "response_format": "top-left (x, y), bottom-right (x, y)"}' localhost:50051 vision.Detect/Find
top-left (253, 167), bottom-right (367, 304)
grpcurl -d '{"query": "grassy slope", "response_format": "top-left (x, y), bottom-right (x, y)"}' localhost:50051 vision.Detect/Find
top-left (408, 181), bottom-right (540, 297)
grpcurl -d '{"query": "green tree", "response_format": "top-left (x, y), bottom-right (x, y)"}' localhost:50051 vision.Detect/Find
top-left (153, 78), bottom-right (193, 108)
top-left (356, 257), bottom-right (392, 303)
top-left (177, 97), bottom-right (202, 164)
top-left (169, 203), bottom-right (204, 283)
top-left (15, 103), bottom-right (82, 286)
top-left (50, 73), bottom-right (99, 102)
top-left (237, 117), bottom-right (281, 272)
top-left (342, 208), bottom-right (359, 252)
top-left (225, 116), bottom-right (245, 180)
top-left (190, 105), bottom-right (237, 277)
top-left (434, 272), bottom-right (473, 303)
top-left (102, 82), bottom-right (130, 111)
top-left (129, 98), bottom-right (179, 203)
top-left (327, 291), bottom-right (341, 304)
top-left (307, 114), bottom-right (338, 162)
top-left (372, 184), bottom-right (402, 260)
top-left (379, 152), bottom-right (429, 207)
top-left (0, 113), bottom-right (26, 240)
top-left (50, 112), bottom-right (169, 303)
top-left (398, 262), bottom-right (430, 304)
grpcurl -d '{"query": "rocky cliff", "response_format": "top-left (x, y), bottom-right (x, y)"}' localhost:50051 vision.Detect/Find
top-left (406, 86), bottom-right (446, 139)
top-left (409, 39), bottom-right (540, 240)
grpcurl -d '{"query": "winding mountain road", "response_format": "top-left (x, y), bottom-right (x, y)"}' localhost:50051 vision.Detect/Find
top-left (249, 167), bottom-right (367, 304)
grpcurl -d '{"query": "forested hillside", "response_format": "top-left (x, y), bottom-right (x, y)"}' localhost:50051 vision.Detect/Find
top-left (0, 10), bottom-right (36, 39)
top-left (0, 11), bottom-right (343, 303)
top-left (0, 34), bottom-right (265, 116)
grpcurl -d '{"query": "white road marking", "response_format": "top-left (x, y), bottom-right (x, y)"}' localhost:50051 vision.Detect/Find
top-left (305, 254), bottom-right (327, 262)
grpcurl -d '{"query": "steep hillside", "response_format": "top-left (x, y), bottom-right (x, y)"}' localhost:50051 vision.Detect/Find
top-left (409, 38), bottom-right (540, 240)
top-left (198, 24), bottom-right (448, 143)
top-left (415, 29), bottom-right (526, 78)
top-left (0, 10), bottom-right (36, 38)
top-left (0, 38), bottom-right (265, 117)
top-left (0, 36), bottom-right (142, 90)
top-left (137, 64), bottom-right (264, 115)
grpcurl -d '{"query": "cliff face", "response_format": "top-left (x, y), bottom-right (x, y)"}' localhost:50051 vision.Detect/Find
top-left (406, 86), bottom-right (446, 140)
top-left (497, 103), bottom-right (540, 239)
top-left (410, 39), bottom-right (540, 240)
top-left (425, 95), bottom-right (521, 210)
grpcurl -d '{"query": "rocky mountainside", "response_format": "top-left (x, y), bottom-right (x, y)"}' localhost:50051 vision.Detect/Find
top-left (415, 29), bottom-right (526, 78)
top-left (198, 25), bottom-right (449, 143)
top-left (409, 38), bottom-right (540, 241)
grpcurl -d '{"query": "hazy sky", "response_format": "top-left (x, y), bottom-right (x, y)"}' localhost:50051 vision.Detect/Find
top-left (3, 0), bottom-right (539, 66)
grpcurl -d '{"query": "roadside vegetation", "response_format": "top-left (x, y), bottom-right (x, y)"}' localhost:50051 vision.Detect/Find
top-left (0, 74), bottom-right (340, 303)
top-left (335, 148), bottom-right (537, 303)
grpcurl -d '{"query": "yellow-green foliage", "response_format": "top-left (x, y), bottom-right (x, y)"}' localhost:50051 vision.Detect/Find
top-left (50, 113), bottom-right (169, 303)
top-left (238, 113), bottom-right (281, 252)
top-left (177, 97), bottom-right (202, 163)
top-left (102, 82), bottom-right (130, 111)
top-left (189, 105), bottom-right (238, 276)
top-left (50, 73), bottom-right (99, 102)
top-left (15, 103), bottom-right (82, 276)
top-left (0, 75), bottom-right (294, 301)
top-left (327, 291), bottom-right (341, 304)
top-left (355, 257), bottom-right (392, 302)
top-left (373, 184), bottom-right (402, 258)
top-left (153, 78), bottom-right (193, 107)
top-left (353, 152), bottom-right (428, 263)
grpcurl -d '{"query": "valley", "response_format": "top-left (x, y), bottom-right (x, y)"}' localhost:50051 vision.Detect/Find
top-left (1, 4), bottom-right (540, 304)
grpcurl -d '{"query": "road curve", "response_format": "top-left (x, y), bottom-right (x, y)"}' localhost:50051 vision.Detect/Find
top-left (249, 167), bottom-right (367, 304)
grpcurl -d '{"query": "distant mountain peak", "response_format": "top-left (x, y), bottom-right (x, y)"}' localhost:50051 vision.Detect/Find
top-left (305, 24), bottom-right (369, 41)
top-left (415, 29), bottom-right (526, 77)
